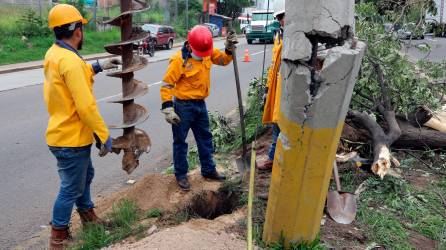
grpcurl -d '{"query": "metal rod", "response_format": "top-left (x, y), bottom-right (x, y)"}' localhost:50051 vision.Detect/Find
top-left (232, 47), bottom-right (247, 157)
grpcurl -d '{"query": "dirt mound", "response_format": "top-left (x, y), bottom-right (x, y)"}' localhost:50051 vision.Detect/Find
top-left (71, 170), bottom-right (222, 227)
top-left (105, 209), bottom-right (247, 250)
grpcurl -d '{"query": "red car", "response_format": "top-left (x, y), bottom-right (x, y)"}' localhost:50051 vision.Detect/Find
top-left (141, 24), bottom-right (176, 49)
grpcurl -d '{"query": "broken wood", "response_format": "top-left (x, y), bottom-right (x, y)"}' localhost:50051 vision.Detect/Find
top-left (347, 109), bottom-right (400, 179)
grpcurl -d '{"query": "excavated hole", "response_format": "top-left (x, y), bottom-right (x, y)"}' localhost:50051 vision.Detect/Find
top-left (187, 185), bottom-right (242, 220)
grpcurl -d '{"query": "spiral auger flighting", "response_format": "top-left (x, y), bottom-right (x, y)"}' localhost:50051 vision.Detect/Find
top-left (104, 0), bottom-right (151, 174)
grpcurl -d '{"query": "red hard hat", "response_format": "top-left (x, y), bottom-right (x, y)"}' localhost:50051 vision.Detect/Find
top-left (188, 25), bottom-right (213, 57)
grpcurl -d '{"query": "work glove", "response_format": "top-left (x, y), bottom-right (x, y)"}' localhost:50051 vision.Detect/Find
top-left (100, 58), bottom-right (122, 70)
top-left (225, 31), bottom-right (238, 52)
top-left (161, 107), bottom-right (181, 125)
top-left (95, 135), bottom-right (113, 157)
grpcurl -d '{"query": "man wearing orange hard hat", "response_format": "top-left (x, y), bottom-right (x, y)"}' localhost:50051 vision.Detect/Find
top-left (44, 4), bottom-right (120, 249)
top-left (160, 25), bottom-right (238, 191)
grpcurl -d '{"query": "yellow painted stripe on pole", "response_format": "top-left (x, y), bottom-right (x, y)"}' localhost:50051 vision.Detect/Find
top-left (247, 141), bottom-right (256, 250)
top-left (263, 113), bottom-right (345, 243)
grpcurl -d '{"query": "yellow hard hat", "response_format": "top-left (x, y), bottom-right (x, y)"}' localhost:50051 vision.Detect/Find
top-left (48, 4), bottom-right (88, 28)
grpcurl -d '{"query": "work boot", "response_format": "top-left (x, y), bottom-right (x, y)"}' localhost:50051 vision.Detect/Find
top-left (203, 171), bottom-right (226, 181)
top-left (77, 208), bottom-right (109, 227)
top-left (177, 178), bottom-right (191, 191)
top-left (49, 225), bottom-right (72, 250)
top-left (257, 159), bottom-right (273, 171)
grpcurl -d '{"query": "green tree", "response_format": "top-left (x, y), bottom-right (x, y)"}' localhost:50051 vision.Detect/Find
top-left (345, 2), bottom-right (446, 179)
top-left (216, 0), bottom-right (252, 18)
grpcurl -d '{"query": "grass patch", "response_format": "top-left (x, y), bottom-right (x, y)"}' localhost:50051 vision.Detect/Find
top-left (162, 145), bottom-right (198, 175)
top-left (146, 208), bottom-right (163, 218)
top-left (358, 205), bottom-right (412, 249)
top-left (0, 29), bottom-right (120, 65)
top-left (70, 199), bottom-right (142, 250)
top-left (268, 234), bottom-right (325, 250)
top-left (355, 174), bottom-right (446, 248)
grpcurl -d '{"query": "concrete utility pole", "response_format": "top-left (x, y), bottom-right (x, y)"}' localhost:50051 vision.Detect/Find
top-left (263, 0), bottom-right (366, 245)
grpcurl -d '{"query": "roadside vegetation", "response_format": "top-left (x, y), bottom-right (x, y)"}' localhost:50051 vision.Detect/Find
top-left (0, 0), bottom-right (202, 65)
top-left (0, 2), bottom-right (124, 65)
top-left (60, 0), bottom-right (446, 249)
top-left (70, 199), bottom-right (146, 249)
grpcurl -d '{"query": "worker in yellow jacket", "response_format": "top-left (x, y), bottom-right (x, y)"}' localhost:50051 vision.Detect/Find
top-left (258, 1), bottom-right (285, 171)
top-left (43, 4), bottom-right (121, 249)
top-left (160, 25), bottom-right (238, 191)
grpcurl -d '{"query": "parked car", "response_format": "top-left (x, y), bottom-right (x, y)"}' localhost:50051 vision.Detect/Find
top-left (203, 23), bottom-right (220, 37)
top-left (397, 23), bottom-right (425, 40)
top-left (141, 24), bottom-right (176, 49)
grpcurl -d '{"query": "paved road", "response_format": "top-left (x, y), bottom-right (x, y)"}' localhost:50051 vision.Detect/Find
top-left (0, 39), bottom-right (272, 248)
top-left (404, 36), bottom-right (446, 62)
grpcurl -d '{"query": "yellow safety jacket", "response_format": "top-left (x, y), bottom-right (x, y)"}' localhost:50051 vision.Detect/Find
top-left (43, 43), bottom-right (109, 147)
top-left (262, 33), bottom-right (283, 124)
top-left (160, 48), bottom-right (233, 108)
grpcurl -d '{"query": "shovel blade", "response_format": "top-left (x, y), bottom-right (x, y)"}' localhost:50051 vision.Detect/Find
top-left (327, 191), bottom-right (357, 224)
top-left (236, 155), bottom-right (252, 174)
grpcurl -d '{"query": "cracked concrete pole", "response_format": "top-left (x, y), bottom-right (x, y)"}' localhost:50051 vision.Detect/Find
top-left (263, 0), bottom-right (366, 245)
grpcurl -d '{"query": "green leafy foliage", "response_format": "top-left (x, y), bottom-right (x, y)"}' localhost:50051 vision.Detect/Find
top-left (209, 112), bottom-right (236, 152)
top-left (208, 76), bottom-right (267, 153)
top-left (216, 0), bottom-right (252, 18)
top-left (187, 145), bottom-right (199, 170)
top-left (353, 3), bottom-right (445, 115)
top-left (19, 9), bottom-right (50, 37)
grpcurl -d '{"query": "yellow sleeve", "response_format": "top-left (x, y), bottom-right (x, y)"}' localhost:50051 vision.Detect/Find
top-left (161, 56), bottom-right (183, 107)
top-left (62, 60), bottom-right (110, 143)
top-left (211, 48), bottom-right (233, 66)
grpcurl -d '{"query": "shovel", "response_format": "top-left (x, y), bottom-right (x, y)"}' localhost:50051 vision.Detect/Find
top-left (327, 161), bottom-right (357, 224)
top-left (231, 40), bottom-right (255, 178)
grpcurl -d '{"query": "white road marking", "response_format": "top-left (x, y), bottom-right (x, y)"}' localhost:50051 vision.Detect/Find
top-left (251, 50), bottom-right (268, 56)
top-left (97, 81), bottom-right (162, 103)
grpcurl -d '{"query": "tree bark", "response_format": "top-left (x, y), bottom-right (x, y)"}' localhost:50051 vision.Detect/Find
top-left (343, 118), bottom-right (446, 149)
top-left (347, 109), bottom-right (400, 179)
top-left (347, 60), bottom-right (403, 179)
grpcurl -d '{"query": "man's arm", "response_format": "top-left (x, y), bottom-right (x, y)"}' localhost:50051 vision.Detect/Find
top-left (160, 57), bottom-right (183, 109)
top-left (210, 48), bottom-right (233, 66)
top-left (63, 62), bottom-right (110, 143)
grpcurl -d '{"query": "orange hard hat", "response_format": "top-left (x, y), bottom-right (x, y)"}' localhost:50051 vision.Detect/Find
top-left (188, 25), bottom-right (213, 57)
top-left (48, 4), bottom-right (88, 28)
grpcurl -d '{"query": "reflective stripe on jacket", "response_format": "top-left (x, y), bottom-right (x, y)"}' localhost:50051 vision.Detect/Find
top-left (262, 34), bottom-right (283, 124)
top-left (43, 43), bottom-right (109, 147)
top-left (160, 48), bottom-right (232, 108)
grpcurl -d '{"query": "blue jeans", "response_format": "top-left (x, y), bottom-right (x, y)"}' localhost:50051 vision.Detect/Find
top-left (172, 99), bottom-right (216, 180)
top-left (49, 145), bottom-right (94, 227)
top-left (268, 124), bottom-right (281, 161)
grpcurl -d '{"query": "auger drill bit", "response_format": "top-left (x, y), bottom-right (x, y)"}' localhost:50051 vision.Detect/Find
top-left (104, 0), bottom-right (151, 174)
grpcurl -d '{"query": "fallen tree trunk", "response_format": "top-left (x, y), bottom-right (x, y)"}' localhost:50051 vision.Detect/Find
top-left (393, 119), bottom-right (446, 149)
top-left (343, 118), bottom-right (446, 150)
top-left (347, 108), bottom-right (401, 179)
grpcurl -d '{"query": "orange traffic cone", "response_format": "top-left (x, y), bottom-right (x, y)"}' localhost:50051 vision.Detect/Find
top-left (243, 49), bottom-right (251, 62)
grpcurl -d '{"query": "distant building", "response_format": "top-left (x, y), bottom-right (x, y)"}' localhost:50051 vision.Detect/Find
top-left (255, 0), bottom-right (275, 10)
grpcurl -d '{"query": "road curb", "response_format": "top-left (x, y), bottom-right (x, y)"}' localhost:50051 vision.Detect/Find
top-left (0, 36), bottom-right (233, 75)
top-left (0, 43), bottom-right (183, 75)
